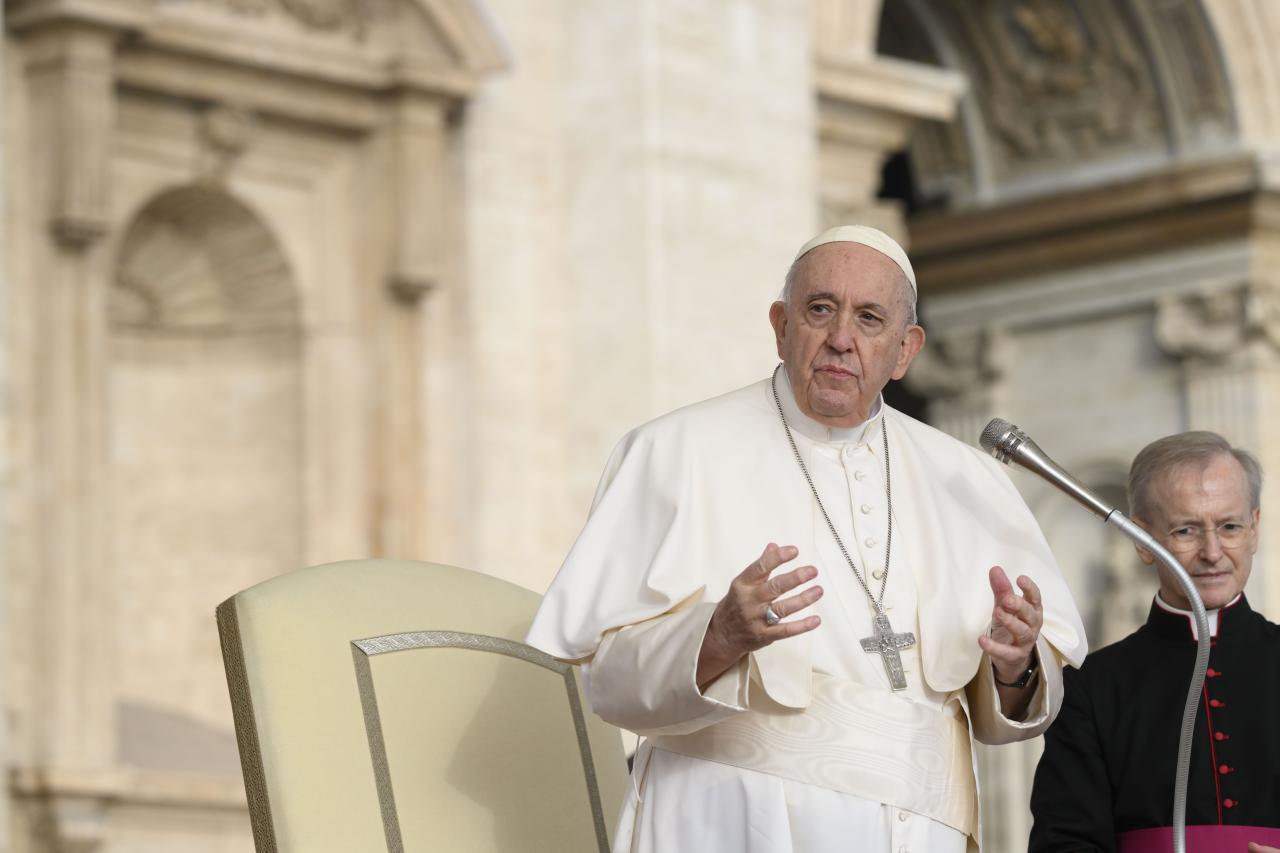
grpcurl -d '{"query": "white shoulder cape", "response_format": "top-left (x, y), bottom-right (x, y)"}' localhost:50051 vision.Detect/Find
top-left (527, 378), bottom-right (1087, 707)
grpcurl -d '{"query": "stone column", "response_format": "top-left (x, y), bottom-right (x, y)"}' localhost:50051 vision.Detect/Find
top-left (1155, 280), bottom-right (1280, 616)
top-left (6, 3), bottom-right (136, 849)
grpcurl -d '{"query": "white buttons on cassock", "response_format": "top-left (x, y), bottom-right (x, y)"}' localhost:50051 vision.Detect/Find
top-left (872, 568), bottom-right (885, 580)
top-left (861, 504), bottom-right (873, 514)
top-left (854, 469), bottom-right (867, 481)
top-left (865, 537), bottom-right (877, 548)
top-left (843, 445), bottom-right (856, 460)
top-left (898, 811), bottom-right (909, 822)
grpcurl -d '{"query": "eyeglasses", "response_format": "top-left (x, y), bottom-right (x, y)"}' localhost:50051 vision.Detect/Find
top-left (1163, 521), bottom-right (1254, 554)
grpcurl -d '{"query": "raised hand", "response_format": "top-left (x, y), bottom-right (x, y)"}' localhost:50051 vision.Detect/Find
top-left (978, 565), bottom-right (1043, 685)
top-left (696, 543), bottom-right (823, 689)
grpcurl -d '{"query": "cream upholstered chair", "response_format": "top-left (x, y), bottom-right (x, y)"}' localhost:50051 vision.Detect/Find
top-left (217, 559), bottom-right (629, 853)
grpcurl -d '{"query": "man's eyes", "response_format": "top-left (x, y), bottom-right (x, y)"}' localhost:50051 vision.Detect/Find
top-left (806, 305), bottom-right (885, 324)
top-left (1169, 523), bottom-right (1247, 538)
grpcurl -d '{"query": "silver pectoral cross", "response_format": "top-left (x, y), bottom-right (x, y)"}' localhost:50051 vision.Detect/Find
top-left (860, 612), bottom-right (916, 691)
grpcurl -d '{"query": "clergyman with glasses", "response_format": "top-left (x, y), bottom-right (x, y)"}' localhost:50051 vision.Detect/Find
top-left (527, 225), bottom-right (1088, 853)
top-left (1030, 431), bottom-right (1280, 853)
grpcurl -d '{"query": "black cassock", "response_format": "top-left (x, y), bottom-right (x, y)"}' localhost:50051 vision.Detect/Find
top-left (1029, 595), bottom-right (1280, 853)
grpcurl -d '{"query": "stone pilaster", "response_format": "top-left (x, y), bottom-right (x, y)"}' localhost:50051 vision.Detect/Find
top-left (1155, 280), bottom-right (1280, 615)
top-left (379, 92), bottom-right (449, 560)
top-left (8, 1), bottom-right (140, 247)
top-left (7, 7), bottom-right (131, 853)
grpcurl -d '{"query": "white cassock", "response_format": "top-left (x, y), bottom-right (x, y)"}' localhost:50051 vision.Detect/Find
top-left (526, 372), bottom-right (1088, 853)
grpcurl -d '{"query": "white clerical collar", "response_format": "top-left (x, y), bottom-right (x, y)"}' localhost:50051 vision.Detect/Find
top-left (1153, 592), bottom-right (1241, 640)
top-left (775, 367), bottom-right (883, 445)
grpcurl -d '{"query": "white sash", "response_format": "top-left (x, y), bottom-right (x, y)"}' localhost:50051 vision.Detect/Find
top-left (648, 672), bottom-right (978, 838)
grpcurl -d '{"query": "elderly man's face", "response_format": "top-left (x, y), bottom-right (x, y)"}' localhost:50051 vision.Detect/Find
top-left (768, 242), bottom-right (925, 427)
top-left (1136, 454), bottom-right (1259, 611)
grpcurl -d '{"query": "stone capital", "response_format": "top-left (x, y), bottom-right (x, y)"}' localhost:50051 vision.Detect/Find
top-left (1154, 281), bottom-right (1280, 366)
top-left (903, 326), bottom-right (1009, 400)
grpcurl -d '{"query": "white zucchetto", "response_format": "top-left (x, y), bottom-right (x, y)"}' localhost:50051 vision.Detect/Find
top-left (794, 225), bottom-right (917, 292)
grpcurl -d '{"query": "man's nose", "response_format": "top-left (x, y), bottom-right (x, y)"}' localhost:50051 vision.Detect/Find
top-left (1199, 529), bottom-right (1225, 562)
top-left (826, 315), bottom-right (857, 352)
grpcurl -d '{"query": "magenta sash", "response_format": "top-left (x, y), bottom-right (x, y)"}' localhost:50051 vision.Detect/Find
top-left (1118, 825), bottom-right (1280, 852)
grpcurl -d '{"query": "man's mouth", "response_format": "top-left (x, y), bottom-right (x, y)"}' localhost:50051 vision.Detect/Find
top-left (815, 366), bottom-right (857, 379)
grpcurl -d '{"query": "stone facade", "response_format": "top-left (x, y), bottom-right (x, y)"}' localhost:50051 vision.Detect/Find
top-left (5, 1), bottom-right (1280, 852)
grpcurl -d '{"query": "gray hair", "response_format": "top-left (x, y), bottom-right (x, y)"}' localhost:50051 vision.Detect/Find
top-left (778, 254), bottom-right (919, 326)
top-left (1127, 431), bottom-right (1263, 521)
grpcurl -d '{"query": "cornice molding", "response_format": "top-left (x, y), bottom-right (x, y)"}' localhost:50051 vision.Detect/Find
top-left (9, 0), bottom-right (508, 130)
top-left (909, 152), bottom-right (1271, 293)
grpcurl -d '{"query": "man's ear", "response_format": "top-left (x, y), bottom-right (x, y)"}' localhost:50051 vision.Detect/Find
top-left (1132, 518), bottom-right (1157, 565)
top-left (891, 324), bottom-right (926, 380)
top-left (769, 301), bottom-right (787, 360)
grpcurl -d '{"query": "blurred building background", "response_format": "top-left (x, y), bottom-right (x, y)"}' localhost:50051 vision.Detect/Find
top-left (4, 0), bottom-right (1280, 850)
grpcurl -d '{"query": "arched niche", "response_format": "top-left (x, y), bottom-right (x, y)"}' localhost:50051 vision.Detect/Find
top-left (107, 186), bottom-right (303, 772)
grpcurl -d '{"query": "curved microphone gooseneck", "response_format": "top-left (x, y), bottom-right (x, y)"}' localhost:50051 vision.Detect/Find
top-left (979, 419), bottom-right (1209, 853)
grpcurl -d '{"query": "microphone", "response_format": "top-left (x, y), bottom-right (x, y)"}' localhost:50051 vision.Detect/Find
top-left (978, 418), bottom-right (1115, 520)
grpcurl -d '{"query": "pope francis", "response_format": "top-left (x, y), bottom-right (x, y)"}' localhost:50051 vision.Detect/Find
top-left (526, 225), bottom-right (1088, 852)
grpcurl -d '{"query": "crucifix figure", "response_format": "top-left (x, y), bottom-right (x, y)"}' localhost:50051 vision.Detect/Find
top-left (860, 612), bottom-right (916, 691)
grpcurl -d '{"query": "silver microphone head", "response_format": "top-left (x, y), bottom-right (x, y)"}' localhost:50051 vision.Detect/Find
top-left (979, 418), bottom-right (1029, 464)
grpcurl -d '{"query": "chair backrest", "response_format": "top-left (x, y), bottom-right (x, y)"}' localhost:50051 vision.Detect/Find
top-left (217, 559), bottom-right (629, 853)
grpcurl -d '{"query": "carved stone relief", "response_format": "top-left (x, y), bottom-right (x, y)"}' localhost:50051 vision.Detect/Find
top-left (959, 0), bottom-right (1159, 168)
top-left (197, 104), bottom-right (256, 185)
top-left (877, 0), bottom-right (1235, 208)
